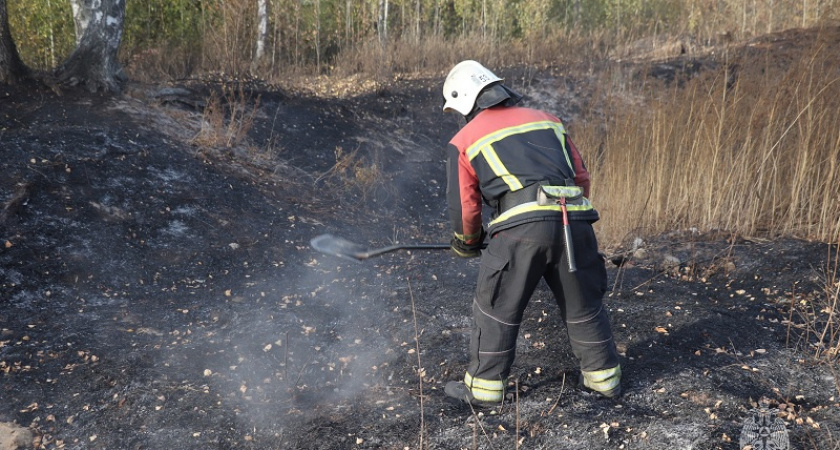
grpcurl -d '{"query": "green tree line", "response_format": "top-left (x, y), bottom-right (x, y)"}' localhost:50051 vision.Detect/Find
top-left (8, 0), bottom-right (838, 77)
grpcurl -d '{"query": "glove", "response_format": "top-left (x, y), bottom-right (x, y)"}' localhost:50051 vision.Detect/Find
top-left (450, 229), bottom-right (485, 258)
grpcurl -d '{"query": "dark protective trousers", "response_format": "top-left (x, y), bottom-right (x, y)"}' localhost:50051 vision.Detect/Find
top-left (467, 219), bottom-right (620, 384)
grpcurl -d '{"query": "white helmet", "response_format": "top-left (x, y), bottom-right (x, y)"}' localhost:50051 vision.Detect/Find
top-left (442, 60), bottom-right (503, 116)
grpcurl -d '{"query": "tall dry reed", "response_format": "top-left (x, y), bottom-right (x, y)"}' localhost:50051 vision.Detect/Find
top-left (583, 36), bottom-right (840, 246)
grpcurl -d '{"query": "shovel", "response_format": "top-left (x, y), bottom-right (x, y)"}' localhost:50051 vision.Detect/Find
top-left (310, 234), bottom-right (484, 262)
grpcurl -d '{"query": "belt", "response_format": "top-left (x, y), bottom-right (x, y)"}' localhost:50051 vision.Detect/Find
top-left (497, 184), bottom-right (541, 214)
top-left (498, 180), bottom-right (578, 214)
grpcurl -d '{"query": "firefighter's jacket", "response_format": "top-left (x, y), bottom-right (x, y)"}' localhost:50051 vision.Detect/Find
top-left (446, 106), bottom-right (599, 243)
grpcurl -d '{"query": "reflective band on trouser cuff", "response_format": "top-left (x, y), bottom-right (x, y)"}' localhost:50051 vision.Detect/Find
top-left (465, 372), bottom-right (505, 403)
top-left (582, 365), bottom-right (621, 393)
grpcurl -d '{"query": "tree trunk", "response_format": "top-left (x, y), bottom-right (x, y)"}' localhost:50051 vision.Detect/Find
top-left (378, 0), bottom-right (388, 45)
top-left (70, 0), bottom-right (86, 45)
top-left (315, 0), bottom-right (321, 73)
top-left (255, 0), bottom-right (268, 61)
top-left (345, 0), bottom-right (352, 45)
top-left (481, 0), bottom-right (486, 39)
top-left (0, 0), bottom-right (30, 84)
top-left (414, 0), bottom-right (421, 42)
top-left (57, 0), bottom-right (127, 93)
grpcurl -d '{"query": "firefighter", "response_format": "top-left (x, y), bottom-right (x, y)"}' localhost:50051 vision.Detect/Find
top-left (442, 60), bottom-right (621, 406)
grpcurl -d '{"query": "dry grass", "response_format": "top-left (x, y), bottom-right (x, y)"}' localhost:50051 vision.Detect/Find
top-left (314, 146), bottom-right (384, 198)
top-left (407, 280), bottom-right (427, 450)
top-left (327, 29), bottom-right (601, 81)
top-left (786, 243), bottom-right (840, 365)
top-left (815, 245), bottom-right (840, 363)
top-left (572, 29), bottom-right (840, 369)
top-left (191, 84), bottom-right (259, 149)
top-left (581, 33), bottom-right (840, 246)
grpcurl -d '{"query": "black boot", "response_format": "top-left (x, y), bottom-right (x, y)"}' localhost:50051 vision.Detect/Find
top-left (444, 381), bottom-right (500, 407)
top-left (578, 370), bottom-right (622, 398)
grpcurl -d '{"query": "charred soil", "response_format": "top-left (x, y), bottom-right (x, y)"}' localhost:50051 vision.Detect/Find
top-left (2, 27), bottom-right (840, 450)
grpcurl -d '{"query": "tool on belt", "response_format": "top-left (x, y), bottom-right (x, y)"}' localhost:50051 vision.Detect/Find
top-left (536, 185), bottom-right (582, 273)
top-left (311, 234), bottom-right (487, 262)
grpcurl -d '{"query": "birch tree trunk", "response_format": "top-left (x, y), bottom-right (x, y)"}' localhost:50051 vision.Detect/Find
top-left (57, 0), bottom-right (127, 93)
top-left (481, 0), bottom-right (486, 39)
top-left (414, 0), bottom-right (420, 42)
top-left (70, 0), bottom-right (86, 45)
top-left (0, 0), bottom-right (29, 84)
top-left (255, 0), bottom-right (268, 62)
top-left (345, 0), bottom-right (353, 44)
top-left (378, 0), bottom-right (388, 45)
top-left (315, 0), bottom-right (321, 72)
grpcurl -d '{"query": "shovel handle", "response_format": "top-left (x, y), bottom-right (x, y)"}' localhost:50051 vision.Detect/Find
top-left (311, 233), bottom-right (489, 262)
top-left (361, 243), bottom-right (451, 259)
top-left (362, 242), bottom-right (490, 259)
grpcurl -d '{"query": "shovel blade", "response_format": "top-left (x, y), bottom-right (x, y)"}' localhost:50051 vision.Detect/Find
top-left (310, 234), bottom-right (369, 261)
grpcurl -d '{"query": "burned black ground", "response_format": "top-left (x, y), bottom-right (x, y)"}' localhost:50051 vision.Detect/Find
top-left (2, 29), bottom-right (840, 450)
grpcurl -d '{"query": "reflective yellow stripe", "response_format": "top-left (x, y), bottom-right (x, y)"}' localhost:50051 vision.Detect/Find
top-left (488, 200), bottom-right (594, 227)
top-left (552, 125), bottom-right (574, 170)
top-left (481, 144), bottom-right (523, 191)
top-left (466, 120), bottom-right (565, 160)
top-left (465, 372), bottom-right (504, 402)
top-left (465, 120), bottom-right (568, 192)
top-left (470, 387), bottom-right (503, 402)
top-left (464, 372), bottom-right (505, 390)
top-left (454, 231), bottom-right (482, 242)
top-left (541, 185), bottom-right (583, 199)
top-left (582, 365), bottom-right (621, 393)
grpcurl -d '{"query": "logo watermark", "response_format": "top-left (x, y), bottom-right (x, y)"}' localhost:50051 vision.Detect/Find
top-left (739, 407), bottom-right (790, 450)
